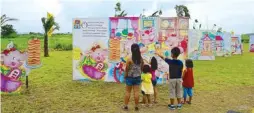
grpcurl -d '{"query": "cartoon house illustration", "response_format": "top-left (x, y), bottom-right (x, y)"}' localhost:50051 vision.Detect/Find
top-left (231, 36), bottom-right (238, 53)
top-left (199, 34), bottom-right (213, 56)
top-left (215, 36), bottom-right (224, 53)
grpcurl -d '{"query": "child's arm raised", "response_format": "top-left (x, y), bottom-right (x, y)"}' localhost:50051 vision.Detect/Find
top-left (155, 51), bottom-right (165, 60)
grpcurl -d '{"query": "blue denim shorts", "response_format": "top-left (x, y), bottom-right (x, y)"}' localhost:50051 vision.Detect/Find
top-left (152, 77), bottom-right (159, 86)
top-left (125, 76), bottom-right (141, 86)
top-left (183, 87), bottom-right (193, 98)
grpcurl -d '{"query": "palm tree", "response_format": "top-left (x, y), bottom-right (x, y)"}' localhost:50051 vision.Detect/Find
top-left (149, 9), bottom-right (163, 17)
top-left (114, 2), bottom-right (127, 17)
top-left (1, 14), bottom-right (18, 26)
top-left (41, 16), bottom-right (60, 57)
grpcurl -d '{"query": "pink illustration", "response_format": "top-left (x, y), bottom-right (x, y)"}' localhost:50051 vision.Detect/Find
top-left (164, 34), bottom-right (179, 49)
top-left (1, 42), bottom-right (27, 93)
top-left (79, 43), bottom-right (108, 80)
top-left (250, 44), bottom-right (254, 52)
top-left (83, 65), bottom-right (105, 80)
top-left (141, 28), bottom-right (156, 45)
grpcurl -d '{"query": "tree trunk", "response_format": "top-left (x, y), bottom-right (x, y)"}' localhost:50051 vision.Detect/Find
top-left (44, 34), bottom-right (49, 57)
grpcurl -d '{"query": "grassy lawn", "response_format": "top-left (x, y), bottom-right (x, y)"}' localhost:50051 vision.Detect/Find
top-left (1, 36), bottom-right (254, 112)
top-left (1, 34), bottom-right (72, 51)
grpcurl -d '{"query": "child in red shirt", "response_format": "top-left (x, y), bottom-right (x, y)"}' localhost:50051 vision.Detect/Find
top-left (182, 59), bottom-right (194, 104)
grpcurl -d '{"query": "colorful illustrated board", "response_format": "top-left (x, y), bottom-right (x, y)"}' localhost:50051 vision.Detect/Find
top-left (106, 17), bottom-right (139, 83)
top-left (215, 32), bottom-right (231, 56)
top-left (188, 30), bottom-right (216, 60)
top-left (73, 17), bottom-right (189, 84)
top-left (158, 17), bottom-right (188, 64)
top-left (249, 34), bottom-right (254, 52)
top-left (72, 18), bottom-right (109, 81)
top-left (1, 41), bottom-right (41, 94)
top-left (231, 35), bottom-right (243, 55)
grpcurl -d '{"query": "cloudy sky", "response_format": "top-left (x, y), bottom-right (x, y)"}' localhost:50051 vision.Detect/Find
top-left (2, 0), bottom-right (254, 34)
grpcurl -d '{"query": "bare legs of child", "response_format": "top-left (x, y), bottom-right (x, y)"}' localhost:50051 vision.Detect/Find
top-left (153, 86), bottom-right (158, 103)
top-left (143, 94), bottom-right (152, 107)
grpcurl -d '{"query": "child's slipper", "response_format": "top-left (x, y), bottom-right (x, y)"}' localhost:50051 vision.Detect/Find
top-left (135, 107), bottom-right (139, 111)
top-left (181, 101), bottom-right (186, 104)
top-left (187, 101), bottom-right (191, 104)
top-left (122, 106), bottom-right (128, 111)
top-left (148, 104), bottom-right (152, 107)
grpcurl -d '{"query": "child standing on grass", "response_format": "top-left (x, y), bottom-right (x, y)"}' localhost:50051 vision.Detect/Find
top-left (150, 57), bottom-right (159, 103)
top-left (141, 65), bottom-right (154, 107)
top-left (156, 47), bottom-right (183, 110)
top-left (182, 59), bottom-right (194, 104)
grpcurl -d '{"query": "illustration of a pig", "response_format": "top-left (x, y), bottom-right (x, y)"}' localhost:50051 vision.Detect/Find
top-left (141, 28), bottom-right (156, 45)
top-left (80, 44), bottom-right (108, 63)
top-left (1, 43), bottom-right (28, 93)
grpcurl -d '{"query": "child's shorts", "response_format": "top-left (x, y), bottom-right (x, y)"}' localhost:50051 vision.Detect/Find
top-left (183, 87), bottom-right (193, 98)
top-left (169, 79), bottom-right (182, 98)
top-left (152, 77), bottom-right (159, 86)
top-left (125, 76), bottom-right (141, 86)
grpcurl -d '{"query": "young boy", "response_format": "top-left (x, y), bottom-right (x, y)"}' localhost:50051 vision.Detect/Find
top-left (156, 47), bottom-right (183, 110)
top-left (182, 59), bottom-right (194, 104)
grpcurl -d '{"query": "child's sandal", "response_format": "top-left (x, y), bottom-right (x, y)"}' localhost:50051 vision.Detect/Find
top-left (122, 106), bottom-right (128, 111)
top-left (135, 107), bottom-right (139, 111)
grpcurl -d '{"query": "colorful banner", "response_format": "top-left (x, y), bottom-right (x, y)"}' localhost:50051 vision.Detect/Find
top-left (73, 17), bottom-right (189, 84)
top-left (1, 40), bottom-right (41, 94)
top-left (231, 35), bottom-right (243, 55)
top-left (188, 30), bottom-right (216, 60)
top-left (158, 17), bottom-right (188, 64)
top-left (72, 18), bottom-right (109, 81)
top-left (250, 34), bottom-right (254, 52)
top-left (215, 32), bottom-right (231, 56)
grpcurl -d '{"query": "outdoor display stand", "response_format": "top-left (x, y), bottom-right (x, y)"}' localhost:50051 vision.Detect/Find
top-left (25, 38), bottom-right (42, 88)
top-left (0, 39), bottom-right (42, 94)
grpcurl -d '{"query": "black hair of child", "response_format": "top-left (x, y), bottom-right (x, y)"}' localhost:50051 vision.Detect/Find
top-left (151, 57), bottom-right (158, 70)
top-left (143, 65), bottom-right (151, 73)
top-left (171, 47), bottom-right (181, 58)
top-left (185, 59), bottom-right (194, 68)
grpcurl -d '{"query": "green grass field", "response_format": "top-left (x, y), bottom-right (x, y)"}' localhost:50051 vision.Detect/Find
top-left (1, 35), bottom-right (254, 113)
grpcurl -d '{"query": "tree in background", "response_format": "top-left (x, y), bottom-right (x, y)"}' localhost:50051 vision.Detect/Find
top-left (1, 24), bottom-right (17, 38)
top-left (175, 5), bottom-right (190, 18)
top-left (1, 14), bottom-right (18, 26)
top-left (114, 2), bottom-right (127, 17)
top-left (149, 9), bottom-right (162, 17)
top-left (1, 14), bottom-right (18, 38)
top-left (41, 13), bottom-right (60, 57)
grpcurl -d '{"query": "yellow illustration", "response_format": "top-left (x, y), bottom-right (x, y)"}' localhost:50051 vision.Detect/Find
top-left (73, 47), bottom-right (82, 60)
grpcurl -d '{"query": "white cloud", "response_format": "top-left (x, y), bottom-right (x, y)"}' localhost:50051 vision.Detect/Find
top-left (1, 0), bottom-right (254, 34)
top-left (33, 0), bottom-right (62, 16)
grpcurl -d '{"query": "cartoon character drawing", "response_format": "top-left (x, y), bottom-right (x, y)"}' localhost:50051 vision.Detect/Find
top-left (250, 44), bottom-right (254, 52)
top-left (1, 42), bottom-right (27, 93)
top-left (141, 28), bottom-right (156, 45)
top-left (74, 20), bottom-right (81, 29)
top-left (164, 34), bottom-right (179, 49)
top-left (113, 62), bottom-right (125, 83)
top-left (79, 43), bottom-right (108, 80)
top-left (121, 38), bottom-right (135, 58)
top-left (139, 43), bottom-right (148, 54)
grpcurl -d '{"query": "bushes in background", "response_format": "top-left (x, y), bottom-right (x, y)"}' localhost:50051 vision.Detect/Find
top-left (53, 43), bottom-right (72, 51)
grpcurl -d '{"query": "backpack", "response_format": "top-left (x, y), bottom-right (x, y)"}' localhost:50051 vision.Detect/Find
top-left (128, 61), bottom-right (142, 78)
